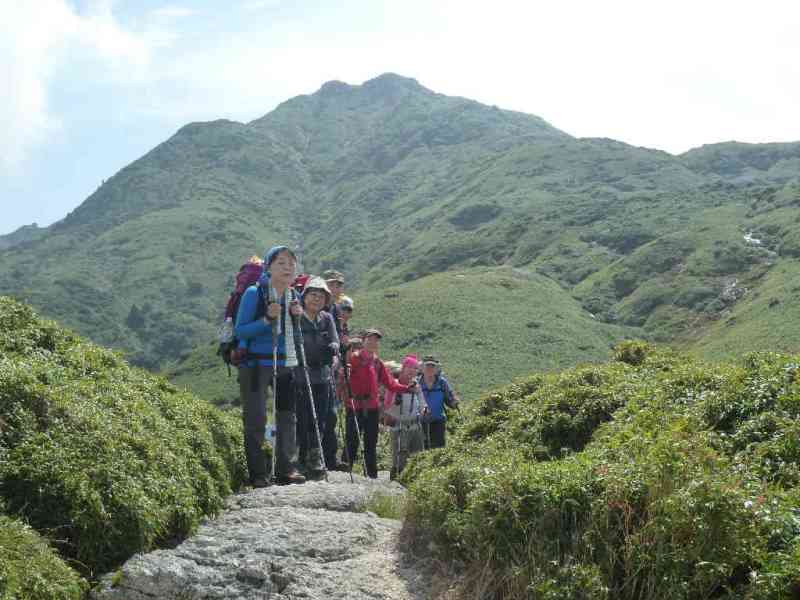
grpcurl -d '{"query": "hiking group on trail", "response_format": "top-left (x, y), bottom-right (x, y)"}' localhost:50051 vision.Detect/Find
top-left (219, 245), bottom-right (460, 487)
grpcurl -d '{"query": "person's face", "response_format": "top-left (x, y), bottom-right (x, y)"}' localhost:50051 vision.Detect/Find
top-left (423, 364), bottom-right (437, 379)
top-left (268, 251), bottom-right (296, 283)
top-left (304, 289), bottom-right (326, 312)
top-left (400, 364), bottom-right (416, 382)
top-left (327, 280), bottom-right (344, 298)
top-left (340, 307), bottom-right (352, 322)
top-left (364, 334), bottom-right (380, 354)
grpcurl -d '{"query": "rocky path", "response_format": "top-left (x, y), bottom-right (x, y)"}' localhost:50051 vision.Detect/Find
top-left (92, 472), bottom-right (434, 600)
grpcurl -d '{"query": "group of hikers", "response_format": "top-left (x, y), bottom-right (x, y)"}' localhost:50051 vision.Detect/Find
top-left (220, 245), bottom-right (460, 487)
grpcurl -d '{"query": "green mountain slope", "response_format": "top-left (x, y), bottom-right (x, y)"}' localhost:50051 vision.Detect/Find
top-left (0, 223), bottom-right (46, 250)
top-left (0, 73), bottom-right (798, 378)
top-left (167, 267), bottom-right (641, 404)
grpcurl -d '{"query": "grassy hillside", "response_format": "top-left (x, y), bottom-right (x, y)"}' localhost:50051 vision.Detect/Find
top-left (0, 73), bottom-right (798, 377)
top-left (166, 267), bottom-right (641, 404)
top-left (0, 297), bottom-right (248, 596)
top-left (0, 223), bottom-right (46, 250)
top-left (401, 342), bottom-right (800, 599)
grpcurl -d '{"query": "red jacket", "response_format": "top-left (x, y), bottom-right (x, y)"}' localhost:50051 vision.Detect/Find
top-left (346, 351), bottom-right (410, 411)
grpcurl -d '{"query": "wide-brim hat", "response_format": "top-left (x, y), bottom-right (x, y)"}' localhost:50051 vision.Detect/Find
top-left (422, 355), bottom-right (439, 366)
top-left (302, 276), bottom-right (332, 305)
top-left (363, 328), bottom-right (383, 339)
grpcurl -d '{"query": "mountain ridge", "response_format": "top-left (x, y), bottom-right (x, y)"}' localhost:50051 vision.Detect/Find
top-left (1, 73), bottom-right (798, 387)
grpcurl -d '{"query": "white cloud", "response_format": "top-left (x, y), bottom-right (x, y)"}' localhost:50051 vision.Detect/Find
top-left (241, 0), bottom-right (283, 11)
top-left (150, 6), bottom-right (195, 20)
top-left (0, 0), bottom-right (162, 174)
top-left (2, 0), bottom-right (800, 184)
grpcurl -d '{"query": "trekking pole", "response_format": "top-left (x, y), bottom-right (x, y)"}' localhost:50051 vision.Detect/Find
top-left (337, 365), bottom-right (354, 484)
top-left (293, 313), bottom-right (328, 482)
top-left (337, 400), bottom-right (353, 484)
top-left (417, 379), bottom-right (432, 450)
top-left (342, 356), bottom-right (367, 478)
top-left (269, 285), bottom-right (279, 484)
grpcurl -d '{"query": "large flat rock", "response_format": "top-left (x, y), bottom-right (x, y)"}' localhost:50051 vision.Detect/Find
top-left (92, 472), bottom-right (429, 600)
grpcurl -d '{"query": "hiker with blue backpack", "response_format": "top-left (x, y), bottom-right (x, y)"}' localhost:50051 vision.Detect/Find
top-left (295, 276), bottom-right (339, 480)
top-left (418, 355), bottom-right (460, 449)
top-left (235, 245), bottom-right (306, 487)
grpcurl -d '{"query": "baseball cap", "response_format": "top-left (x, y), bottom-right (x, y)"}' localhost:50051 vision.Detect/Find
top-left (322, 269), bottom-right (345, 283)
top-left (339, 295), bottom-right (354, 311)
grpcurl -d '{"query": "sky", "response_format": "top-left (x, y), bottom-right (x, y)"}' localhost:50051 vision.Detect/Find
top-left (2, 0), bottom-right (800, 235)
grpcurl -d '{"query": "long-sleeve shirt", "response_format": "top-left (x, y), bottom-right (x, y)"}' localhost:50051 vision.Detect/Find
top-left (234, 284), bottom-right (300, 368)
top-left (297, 310), bottom-right (339, 384)
top-left (346, 352), bottom-right (411, 411)
top-left (385, 386), bottom-right (427, 427)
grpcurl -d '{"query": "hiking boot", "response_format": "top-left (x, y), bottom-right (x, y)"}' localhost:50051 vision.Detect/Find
top-left (252, 476), bottom-right (270, 488)
top-left (275, 470), bottom-right (306, 485)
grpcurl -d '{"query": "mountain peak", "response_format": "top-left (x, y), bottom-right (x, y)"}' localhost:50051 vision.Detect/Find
top-left (363, 72), bottom-right (423, 88)
top-left (314, 73), bottom-right (427, 100)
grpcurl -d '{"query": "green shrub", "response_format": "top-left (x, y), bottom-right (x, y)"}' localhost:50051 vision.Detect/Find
top-left (403, 345), bottom-right (800, 599)
top-left (0, 516), bottom-right (86, 600)
top-left (0, 297), bottom-right (248, 579)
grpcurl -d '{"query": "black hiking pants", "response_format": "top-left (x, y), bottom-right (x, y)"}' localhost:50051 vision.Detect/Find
top-left (296, 379), bottom-right (330, 470)
top-left (426, 419), bottom-right (447, 449)
top-left (344, 408), bottom-right (379, 478)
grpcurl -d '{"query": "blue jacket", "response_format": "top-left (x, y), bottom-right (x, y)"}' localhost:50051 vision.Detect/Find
top-left (235, 284), bottom-right (301, 368)
top-left (419, 374), bottom-right (455, 422)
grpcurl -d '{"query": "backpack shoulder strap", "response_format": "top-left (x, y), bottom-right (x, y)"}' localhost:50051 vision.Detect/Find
top-left (254, 284), bottom-right (267, 320)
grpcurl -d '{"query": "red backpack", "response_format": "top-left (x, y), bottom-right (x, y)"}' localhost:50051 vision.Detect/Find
top-left (293, 273), bottom-right (311, 296)
top-left (224, 258), bottom-right (265, 321)
top-left (217, 257), bottom-right (264, 373)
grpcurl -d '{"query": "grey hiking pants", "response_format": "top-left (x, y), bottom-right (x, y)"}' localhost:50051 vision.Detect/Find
top-left (390, 423), bottom-right (424, 476)
top-left (239, 365), bottom-right (297, 482)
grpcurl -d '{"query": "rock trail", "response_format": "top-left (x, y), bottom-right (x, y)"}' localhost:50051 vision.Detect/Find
top-left (92, 472), bottom-right (434, 600)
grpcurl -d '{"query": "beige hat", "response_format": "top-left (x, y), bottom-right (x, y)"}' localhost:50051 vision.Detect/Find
top-left (302, 276), bottom-right (332, 305)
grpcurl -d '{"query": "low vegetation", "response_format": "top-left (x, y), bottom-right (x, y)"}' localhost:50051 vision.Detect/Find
top-left (402, 341), bottom-right (800, 599)
top-left (0, 297), bottom-right (249, 595)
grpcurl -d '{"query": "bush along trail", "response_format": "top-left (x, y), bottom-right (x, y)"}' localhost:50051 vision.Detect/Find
top-left (0, 297), bottom-right (247, 599)
top-left (401, 341), bottom-right (800, 600)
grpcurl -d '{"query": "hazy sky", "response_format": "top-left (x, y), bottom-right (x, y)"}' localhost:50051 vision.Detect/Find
top-left (2, 0), bottom-right (799, 235)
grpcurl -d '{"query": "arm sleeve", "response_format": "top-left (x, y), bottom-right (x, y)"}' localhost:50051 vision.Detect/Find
top-left (442, 377), bottom-right (458, 407)
top-left (379, 361), bottom-right (410, 393)
top-left (234, 287), bottom-right (270, 340)
top-left (326, 312), bottom-right (340, 350)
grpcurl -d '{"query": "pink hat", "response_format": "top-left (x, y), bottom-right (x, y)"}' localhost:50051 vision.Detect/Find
top-left (402, 354), bottom-right (419, 369)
